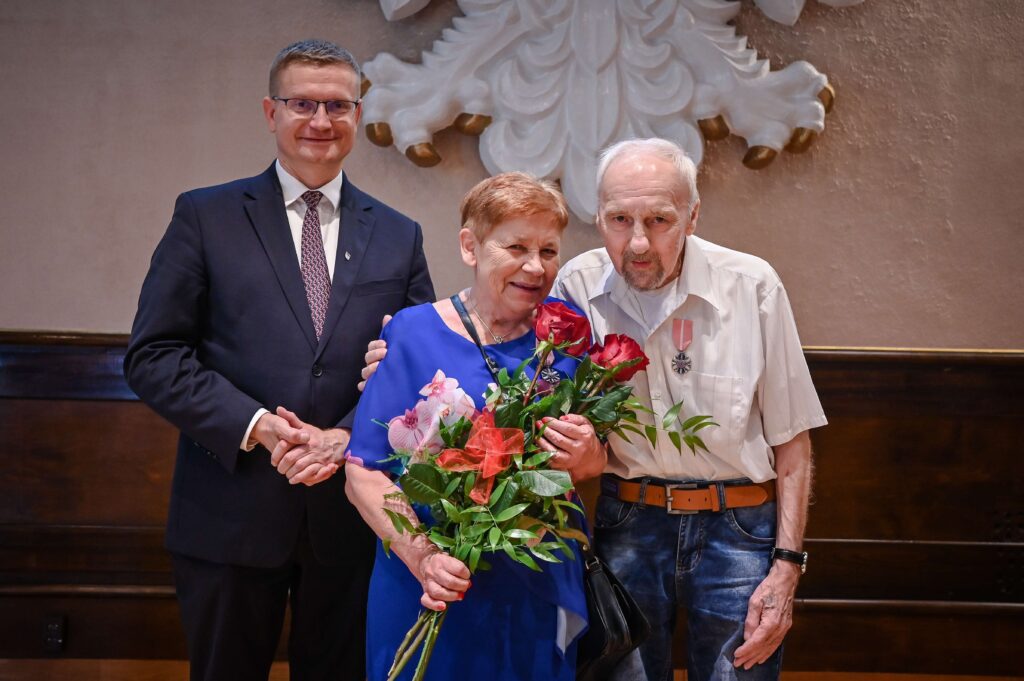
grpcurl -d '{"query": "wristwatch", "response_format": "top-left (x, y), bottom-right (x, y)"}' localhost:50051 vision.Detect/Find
top-left (770, 547), bottom-right (808, 574)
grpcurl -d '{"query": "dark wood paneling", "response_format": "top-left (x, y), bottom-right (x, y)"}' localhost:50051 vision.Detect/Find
top-left (0, 399), bottom-right (175, 526)
top-left (1, 334), bottom-right (1021, 673)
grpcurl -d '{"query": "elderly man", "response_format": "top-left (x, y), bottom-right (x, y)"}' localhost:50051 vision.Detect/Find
top-left (553, 138), bottom-right (825, 681)
top-left (125, 40), bottom-right (433, 681)
top-left (359, 137), bottom-right (823, 680)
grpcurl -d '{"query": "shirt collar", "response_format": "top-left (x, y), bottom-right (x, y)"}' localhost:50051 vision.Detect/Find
top-left (275, 160), bottom-right (344, 213)
top-left (601, 235), bottom-right (721, 312)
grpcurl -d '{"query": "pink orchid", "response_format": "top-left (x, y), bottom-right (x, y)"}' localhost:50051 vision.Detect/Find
top-left (420, 370), bottom-right (460, 401)
top-left (387, 406), bottom-right (435, 453)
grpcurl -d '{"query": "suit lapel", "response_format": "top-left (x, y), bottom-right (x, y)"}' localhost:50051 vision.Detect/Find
top-left (244, 164), bottom-right (318, 352)
top-left (315, 178), bottom-right (375, 360)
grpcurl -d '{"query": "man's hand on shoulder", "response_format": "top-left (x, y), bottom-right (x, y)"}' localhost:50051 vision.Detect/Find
top-left (270, 407), bottom-right (349, 486)
top-left (733, 560), bottom-right (800, 670)
top-left (357, 314), bottom-right (392, 392)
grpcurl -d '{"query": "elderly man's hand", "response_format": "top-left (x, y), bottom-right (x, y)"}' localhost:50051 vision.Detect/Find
top-left (270, 407), bottom-right (348, 486)
top-left (357, 315), bottom-right (392, 392)
top-left (733, 560), bottom-right (800, 670)
top-left (537, 414), bottom-right (607, 482)
top-left (416, 551), bottom-right (472, 612)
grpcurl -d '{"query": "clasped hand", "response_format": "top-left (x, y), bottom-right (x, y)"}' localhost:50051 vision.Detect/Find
top-left (253, 407), bottom-right (348, 486)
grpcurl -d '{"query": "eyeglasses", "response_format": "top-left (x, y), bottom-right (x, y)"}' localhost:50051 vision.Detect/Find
top-left (271, 96), bottom-right (361, 119)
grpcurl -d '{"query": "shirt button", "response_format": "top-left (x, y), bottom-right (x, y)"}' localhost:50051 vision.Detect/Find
top-left (311, 364), bottom-right (324, 378)
top-left (652, 391), bottom-right (662, 400)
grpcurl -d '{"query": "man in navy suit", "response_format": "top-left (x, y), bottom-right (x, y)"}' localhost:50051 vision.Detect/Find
top-left (125, 40), bottom-right (434, 681)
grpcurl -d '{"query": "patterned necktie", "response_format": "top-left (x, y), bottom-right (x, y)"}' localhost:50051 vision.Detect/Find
top-left (300, 190), bottom-right (331, 340)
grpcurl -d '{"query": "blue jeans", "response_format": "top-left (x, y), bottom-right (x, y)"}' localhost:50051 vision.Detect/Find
top-left (593, 478), bottom-right (782, 681)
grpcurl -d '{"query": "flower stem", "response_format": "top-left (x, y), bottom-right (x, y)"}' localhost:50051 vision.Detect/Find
top-left (524, 347), bottom-right (552, 405)
top-left (387, 609), bottom-right (433, 681)
top-left (411, 608), bottom-right (448, 681)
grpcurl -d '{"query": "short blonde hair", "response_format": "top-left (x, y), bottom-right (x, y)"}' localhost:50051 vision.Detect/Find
top-left (460, 172), bottom-right (569, 240)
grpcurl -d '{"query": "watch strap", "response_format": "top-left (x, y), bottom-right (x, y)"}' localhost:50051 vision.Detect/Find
top-left (771, 546), bottom-right (808, 574)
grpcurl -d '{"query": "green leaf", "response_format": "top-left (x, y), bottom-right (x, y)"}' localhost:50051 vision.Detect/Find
top-left (668, 429), bottom-right (682, 453)
top-left (468, 545), bottom-right (482, 573)
top-left (552, 499), bottom-right (584, 515)
top-left (516, 469), bottom-right (573, 497)
top-left (661, 401), bottom-right (684, 432)
top-left (488, 479), bottom-right (509, 507)
top-left (488, 526), bottom-right (502, 547)
top-left (506, 528), bottom-right (539, 540)
top-left (515, 549), bottom-right (542, 572)
top-left (463, 523), bottom-right (489, 538)
top-left (383, 508), bottom-right (415, 536)
top-left (644, 424), bottom-right (658, 447)
top-left (494, 502), bottom-right (531, 523)
top-left (529, 545), bottom-right (561, 563)
top-left (489, 477), bottom-right (520, 516)
top-left (381, 538), bottom-right (392, 557)
top-left (523, 450), bottom-right (554, 469)
top-left (692, 420), bottom-right (718, 432)
top-left (440, 498), bottom-right (462, 522)
top-left (427, 531), bottom-right (455, 549)
top-left (400, 464), bottom-right (445, 504)
top-left (680, 413), bottom-right (713, 430)
top-left (443, 477), bottom-right (461, 497)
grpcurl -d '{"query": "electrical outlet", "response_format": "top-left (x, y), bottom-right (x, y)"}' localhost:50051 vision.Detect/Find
top-left (42, 614), bottom-right (66, 654)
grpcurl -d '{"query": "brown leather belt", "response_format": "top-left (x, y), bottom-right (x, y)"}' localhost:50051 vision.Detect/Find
top-left (606, 478), bottom-right (775, 514)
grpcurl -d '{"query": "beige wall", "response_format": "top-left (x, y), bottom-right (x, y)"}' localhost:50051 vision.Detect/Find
top-left (1, 0), bottom-right (1021, 348)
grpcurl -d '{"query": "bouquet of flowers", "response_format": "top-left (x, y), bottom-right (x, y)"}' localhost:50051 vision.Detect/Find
top-left (378, 302), bottom-right (713, 681)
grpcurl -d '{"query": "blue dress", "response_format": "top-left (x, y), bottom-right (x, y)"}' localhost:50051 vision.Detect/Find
top-left (347, 299), bottom-right (589, 681)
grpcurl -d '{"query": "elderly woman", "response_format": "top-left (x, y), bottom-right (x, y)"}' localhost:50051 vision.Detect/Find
top-left (344, 172), bottom-right (606, 680)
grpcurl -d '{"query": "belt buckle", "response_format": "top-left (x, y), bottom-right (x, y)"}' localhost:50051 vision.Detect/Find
top-left (664, 482), bottom-right (699, 515)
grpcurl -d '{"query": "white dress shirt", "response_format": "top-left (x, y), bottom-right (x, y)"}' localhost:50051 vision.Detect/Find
top-left (240, 162), bottom-right (345, 450)
top-left (553, 236), bottom-right (827, 482)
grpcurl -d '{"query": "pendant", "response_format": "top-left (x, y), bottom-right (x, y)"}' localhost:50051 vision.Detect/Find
top-left (672, 351), bottom-right (692, 375)
top-left (539, 365), bottom-right (562, 385)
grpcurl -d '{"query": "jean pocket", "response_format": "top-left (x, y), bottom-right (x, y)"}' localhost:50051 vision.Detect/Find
top-left (726, 502), bottom-right (777, 544)
top-left (594, 494), bottom-right (637, 531)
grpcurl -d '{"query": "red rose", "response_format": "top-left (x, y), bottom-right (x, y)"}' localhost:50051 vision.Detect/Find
top-left (534, 301), bottom-right (592, 357)
top-left (589, 334), bottom-right (650, 381)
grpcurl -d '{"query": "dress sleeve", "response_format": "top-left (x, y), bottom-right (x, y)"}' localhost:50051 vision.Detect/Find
top-left (345, 314), bottom-right (421, 474)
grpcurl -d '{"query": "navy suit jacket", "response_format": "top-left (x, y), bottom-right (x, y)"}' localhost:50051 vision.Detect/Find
top-left (125, 163), bottom-right (435, 568)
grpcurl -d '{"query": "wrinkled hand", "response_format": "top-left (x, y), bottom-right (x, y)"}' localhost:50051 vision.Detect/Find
top-left (733, 562), bottom-right (800, 670)
top-left (537, 414), bottom-right (606, 481)
top-left (357, 315), bottom-right (392, 392)
top-left (415, 551), bottom-right (472, 612)
top-left (270, 407), bottom-right (349, 486)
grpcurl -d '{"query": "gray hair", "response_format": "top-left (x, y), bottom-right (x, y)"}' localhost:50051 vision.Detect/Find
top-left (597, 138), bottom-right (699, 210)
top-left (269, 40), bottom-right (361, 96)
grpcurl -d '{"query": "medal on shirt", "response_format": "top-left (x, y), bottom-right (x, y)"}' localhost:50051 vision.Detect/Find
top-left (671, 319), bottom-right (693, 374)
top-left (539, 351), bottom-right (562, 386)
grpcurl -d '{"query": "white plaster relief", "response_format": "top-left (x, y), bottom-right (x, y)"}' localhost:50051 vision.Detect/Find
top-left (366, 0), bottom-right (864, 220)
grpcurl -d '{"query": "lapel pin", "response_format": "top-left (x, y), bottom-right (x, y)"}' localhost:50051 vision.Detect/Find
top-left (344, 251), bottom-right (351, 261)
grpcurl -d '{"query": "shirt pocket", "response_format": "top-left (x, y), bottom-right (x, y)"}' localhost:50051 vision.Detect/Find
top-left (682, 371), bottom-right (750, 454)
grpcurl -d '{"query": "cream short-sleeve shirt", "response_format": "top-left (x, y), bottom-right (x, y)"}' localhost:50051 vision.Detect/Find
top-left (553, 236), bottom-right (826, 482)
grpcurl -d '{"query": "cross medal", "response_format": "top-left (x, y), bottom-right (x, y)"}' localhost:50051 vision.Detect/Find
top-left (539, 353), bottom-right (561, 385)
top-left (672, 319), bottom-right (693, 375)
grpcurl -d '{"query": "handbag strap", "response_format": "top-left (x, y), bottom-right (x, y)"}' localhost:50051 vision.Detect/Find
top-left (450, 294), bottom-right (501, 381)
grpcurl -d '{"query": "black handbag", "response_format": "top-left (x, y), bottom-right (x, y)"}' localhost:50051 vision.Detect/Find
top-left (575, 529), bottom-right (651, 680)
